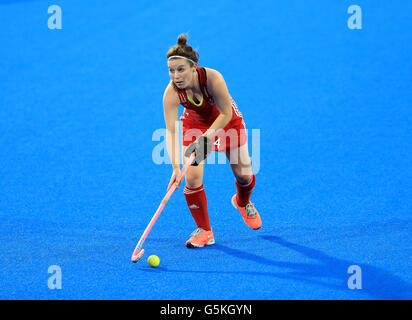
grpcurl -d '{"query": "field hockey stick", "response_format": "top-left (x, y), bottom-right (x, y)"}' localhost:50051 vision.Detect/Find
top-left (131, 153), bottom-right (196, 262)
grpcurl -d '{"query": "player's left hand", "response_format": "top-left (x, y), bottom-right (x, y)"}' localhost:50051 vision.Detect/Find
top-left (184, 136), bottom-right (212, 166)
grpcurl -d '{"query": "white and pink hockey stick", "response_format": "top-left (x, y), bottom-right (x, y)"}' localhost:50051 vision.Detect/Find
top-left (131, 153), bottom-right (196, 263)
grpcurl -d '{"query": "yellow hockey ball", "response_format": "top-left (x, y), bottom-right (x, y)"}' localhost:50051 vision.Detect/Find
top-left (147, 255), bottom-right (160, 267)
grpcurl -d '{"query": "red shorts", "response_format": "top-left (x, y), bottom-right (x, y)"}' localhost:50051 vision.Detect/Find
top-left (182, 119), bottom-right (247, 152)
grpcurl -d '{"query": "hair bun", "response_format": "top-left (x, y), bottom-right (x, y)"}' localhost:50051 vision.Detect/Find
top-left (177, 34), bottom-right (188, 46)
top-left (166, 33), bottom-right (198, 65)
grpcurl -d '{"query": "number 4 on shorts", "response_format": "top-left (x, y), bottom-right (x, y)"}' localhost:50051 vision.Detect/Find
top-left (214, 137), bottom-right (221, 150)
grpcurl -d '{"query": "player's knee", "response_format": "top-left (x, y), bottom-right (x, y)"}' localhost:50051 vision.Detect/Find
top-left (235, 174), bottom-right (253, 186)
top-left (185, 174), bottom-right (203, 189)
top-left (232, 163), bottom-right (253, 180)
top-left (185, 181), bottom-right (203, 189)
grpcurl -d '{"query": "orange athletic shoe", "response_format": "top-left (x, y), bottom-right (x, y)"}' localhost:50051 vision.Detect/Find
top-left (186, 228), bottom-right (215, 248)
top-left (231, 195), bottom-right (262, 230)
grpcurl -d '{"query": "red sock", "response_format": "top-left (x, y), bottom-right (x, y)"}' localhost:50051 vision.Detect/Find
top-left (235, 174), bottom-right (256, 207)
top-left (184, 184), bottom-right (211, 231)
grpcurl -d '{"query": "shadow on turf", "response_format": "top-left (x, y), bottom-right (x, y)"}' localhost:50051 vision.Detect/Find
top-left (142, 236), bottom-right (412, 299)
top-left (229, 235), bottom-right (412, 300)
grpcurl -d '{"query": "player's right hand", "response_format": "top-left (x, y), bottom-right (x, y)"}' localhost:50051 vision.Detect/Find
top-left (167, 168), bottom-right (183, 191)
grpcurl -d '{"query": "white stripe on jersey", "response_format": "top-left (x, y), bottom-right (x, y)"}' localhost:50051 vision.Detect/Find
top-left (231, 98), bottom-right (243, 118)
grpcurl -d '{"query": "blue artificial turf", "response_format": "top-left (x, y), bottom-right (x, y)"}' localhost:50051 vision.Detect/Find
top-left (0, 0), bottom-right (411, 300)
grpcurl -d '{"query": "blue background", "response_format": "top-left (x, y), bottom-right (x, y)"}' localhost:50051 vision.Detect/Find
top-left (0, 0), bottom-right (411, 299)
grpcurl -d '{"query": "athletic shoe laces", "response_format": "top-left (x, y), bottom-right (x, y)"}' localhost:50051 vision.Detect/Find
top-left (190, 228), bottom-right (205, 238)
top-left (245, 203), bottom-right (256, 218)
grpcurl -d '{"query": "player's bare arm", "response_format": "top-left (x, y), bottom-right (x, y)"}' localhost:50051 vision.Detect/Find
top-left (163, 83), bottom-right (183, 190)
top-left (202, 68), bottom-right (233, 140)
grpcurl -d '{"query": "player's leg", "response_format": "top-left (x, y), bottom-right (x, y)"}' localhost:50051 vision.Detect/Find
top-left (226, 142), bottom-right (261, 230)
top-left (226, 142), bottom-right (253, 186)
top-left (226, 142), bottom-right (255, 206)
top-left (182, 145), bottom-right (214, 247)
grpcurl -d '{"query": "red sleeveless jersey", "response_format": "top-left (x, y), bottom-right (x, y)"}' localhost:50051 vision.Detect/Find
top-left (178, 66), bottom-right (247, 151)
top-left (178, 66), bottom-right (244, 128)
